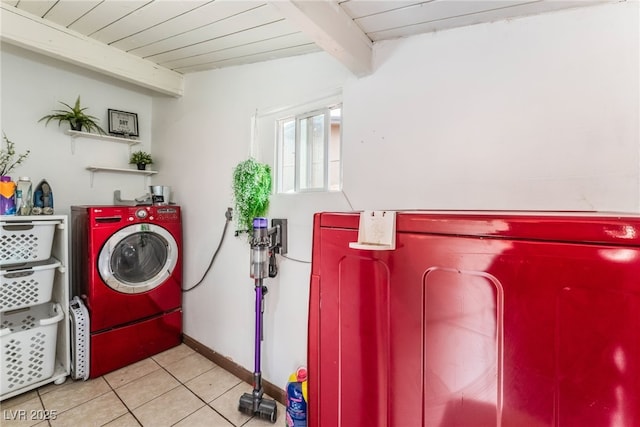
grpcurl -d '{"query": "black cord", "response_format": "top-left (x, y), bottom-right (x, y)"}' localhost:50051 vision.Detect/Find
top-left (341, 190), bottom-right (355, 210)
top-left (282, 254), bottom-right (311, 264)
top-left (182, 208), bottom-right (232, 293)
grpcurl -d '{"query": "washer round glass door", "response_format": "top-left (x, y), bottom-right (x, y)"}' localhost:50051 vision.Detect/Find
top-left (98, 223), bottom-right (178, 294)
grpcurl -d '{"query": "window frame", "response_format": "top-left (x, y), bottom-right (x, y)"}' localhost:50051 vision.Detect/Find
top-left (276, 103), bottom-right (342, 194)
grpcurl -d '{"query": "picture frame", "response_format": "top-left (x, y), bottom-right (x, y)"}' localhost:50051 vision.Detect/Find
top-left (108, 109), bottom-right (139, 137)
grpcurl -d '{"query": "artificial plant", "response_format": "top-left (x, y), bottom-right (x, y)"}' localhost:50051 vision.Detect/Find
top-left (232, 157), bottom-right (272, 234)
top-left (129, 150), bottom-right (153, 165)
top-left (0, 133), bottom-right (30, 176)
top-left (39, 96), bottom-right (107, 134)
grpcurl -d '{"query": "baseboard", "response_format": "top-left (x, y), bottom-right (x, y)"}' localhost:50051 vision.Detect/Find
top-left (182, 334), bottom-right (286, 406)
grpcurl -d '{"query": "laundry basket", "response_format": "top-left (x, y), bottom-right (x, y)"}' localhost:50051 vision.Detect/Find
top-left (0, 302), bottom-right (64, 394)
top-left (0, 220), bottom-right (60, 266)
top-left (1, 258), bottom-right (61, 313)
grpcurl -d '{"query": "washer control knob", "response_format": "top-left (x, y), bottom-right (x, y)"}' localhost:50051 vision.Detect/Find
top-left (136, 209), bottom-right (148, 219)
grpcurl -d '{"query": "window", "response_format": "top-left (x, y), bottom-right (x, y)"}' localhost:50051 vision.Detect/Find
top-left (277, 105), bottom-right (341, 193)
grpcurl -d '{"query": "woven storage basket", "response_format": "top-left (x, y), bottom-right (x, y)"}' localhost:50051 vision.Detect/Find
top-left (0, 221), bottom-right (59, 266)
top-left (0, 258), bottom-right (61, 313)
top-left (1, 302), bottom-right (63, 395)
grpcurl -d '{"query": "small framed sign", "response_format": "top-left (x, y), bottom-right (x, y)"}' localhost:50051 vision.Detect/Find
top-left (108, 109), bottom-right (139, 137)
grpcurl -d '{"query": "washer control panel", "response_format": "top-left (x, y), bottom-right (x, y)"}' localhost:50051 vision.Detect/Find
top-left (122, 206), bottom-right (179, 222)
top-left (156, 207), bottom-right (179, 221)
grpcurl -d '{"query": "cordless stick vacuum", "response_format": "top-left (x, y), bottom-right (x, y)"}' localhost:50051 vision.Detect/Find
top-left (238, 217), bottom-right (287, 423)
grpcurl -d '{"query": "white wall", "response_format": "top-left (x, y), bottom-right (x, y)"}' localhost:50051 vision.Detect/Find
top-left (152, 2), bottom-right (639, 389)
top-left (1, 44), bottom-right (156, 217)
top-left (152, 53), bottom-right (353, 389)
top-left (343, 1), bottom-right (639, 212)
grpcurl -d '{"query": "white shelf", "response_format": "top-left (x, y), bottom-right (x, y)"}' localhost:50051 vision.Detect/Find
top-left (66, 129), bottom-right (140, 145)
top-left (86, 166), bottom-right (157, 175)
top-left (86, 166), bottom-right (157, 187)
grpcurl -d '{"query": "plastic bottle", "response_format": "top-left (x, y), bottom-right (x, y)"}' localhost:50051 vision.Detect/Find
top-left (285, 366), bottom-right (308, 427)
top-left (0, 176), bottom-right (16, 215)
top-left (15, 176), bottom-right (32, 216)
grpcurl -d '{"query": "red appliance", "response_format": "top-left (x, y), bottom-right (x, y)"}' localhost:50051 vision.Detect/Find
top-left (71, 205), bottom-right (182, 378)
top-left (309, 211), bottom-right (640, 427)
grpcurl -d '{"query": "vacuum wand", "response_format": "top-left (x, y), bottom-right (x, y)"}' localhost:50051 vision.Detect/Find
top-left (238, 217), bottom-right (287, 424)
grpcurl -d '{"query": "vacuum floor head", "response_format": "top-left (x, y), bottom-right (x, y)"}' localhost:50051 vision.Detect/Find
top-left (238, 392), bottom-right (277, 423)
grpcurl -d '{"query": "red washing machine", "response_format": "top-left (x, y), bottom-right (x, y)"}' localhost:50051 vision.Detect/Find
top-left (71, 205), bottom-right (182, 378)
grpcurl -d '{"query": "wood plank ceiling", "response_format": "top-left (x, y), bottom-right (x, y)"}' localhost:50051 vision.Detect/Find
top-left (0, 0), bottom-right (611, 95)
top-left (2, 0), bottom-right (609, 73)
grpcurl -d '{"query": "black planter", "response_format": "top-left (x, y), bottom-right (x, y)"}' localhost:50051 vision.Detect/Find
top-left (137, 163), bottom-right (146, 170)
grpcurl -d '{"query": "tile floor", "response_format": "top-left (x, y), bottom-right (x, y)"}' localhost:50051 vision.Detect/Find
top-left (1, 344), bottom-right (284, 427)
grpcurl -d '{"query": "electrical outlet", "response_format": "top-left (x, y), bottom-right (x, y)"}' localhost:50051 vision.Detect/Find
top-left (271, 218), bottom-right (287, 255)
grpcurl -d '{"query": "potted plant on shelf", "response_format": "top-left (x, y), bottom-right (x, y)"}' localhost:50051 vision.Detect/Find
top-left (129, 151), bottom-right (153, 170)
top-left (39, 96), bottom-right (107, 134)
top-left (232, 157), bottom-right (272, 235)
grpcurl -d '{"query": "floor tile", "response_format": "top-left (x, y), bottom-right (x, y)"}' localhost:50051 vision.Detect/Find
top-left (0, 395), bottom-right (45, 427)
top-left (39, 377), bottom-right (110, 414)
top-left (36, 378), bottom-right (71, 396)
top-left (185, 366), bottom-right (242, 403)
top-left (172, 405), bottom-right (234, 427)
top-left (163, 352), bottom-right (217, 383)
top-left (132, 385), bottom-right (204, 427)
top-left (151, 344), bottom-right (195, 367)
top-left (2, 352), bottom-right (282, 427)
top-left (114, 369), bottom-right (180, 410)
top-left (103, 412), bottom-right (142, 427)
top-left (49, 391), bottom-right (128, 427)
top-left (1, 390), bottom-right (39, 409)
top-left (103, 358), bottom-right (161, 389)
top-left (210, 382), bottom-right (254, 427)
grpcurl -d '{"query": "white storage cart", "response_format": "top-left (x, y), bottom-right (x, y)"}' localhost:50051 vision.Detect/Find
top-left (0, 215), bottom-right (70, 400)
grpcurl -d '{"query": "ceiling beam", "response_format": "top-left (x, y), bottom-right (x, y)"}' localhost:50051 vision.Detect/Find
top-left (0, 4), bottom-right (184, 97)
top-left (268, 0), bottom-right (372, 77)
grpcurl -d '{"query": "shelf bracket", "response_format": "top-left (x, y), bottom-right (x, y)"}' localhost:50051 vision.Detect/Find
top-left (70, 136), bottom-right (76, 155)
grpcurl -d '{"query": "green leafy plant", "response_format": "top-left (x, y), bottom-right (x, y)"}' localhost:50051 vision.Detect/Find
top-left (232, 158), bottom-right (272, 233)
top-left (129, 150), bottom-right (153, 165)
top-left (39, 96), bottom-right (107, 134)
top-left (0, 133), bottom-right (30, 176)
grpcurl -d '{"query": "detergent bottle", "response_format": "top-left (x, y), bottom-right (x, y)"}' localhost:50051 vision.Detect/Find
top-left (0, 176), bottom-right (16, 215)
top-left (285, 366), bottom-right (308, 427)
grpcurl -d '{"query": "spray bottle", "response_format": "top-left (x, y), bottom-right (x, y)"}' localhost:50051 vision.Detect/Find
top-left (285, 366), bottom-right (308, 427)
